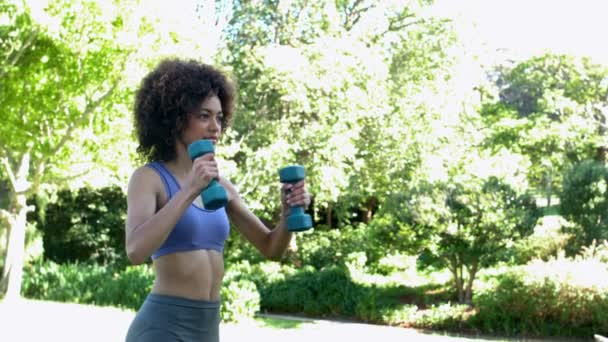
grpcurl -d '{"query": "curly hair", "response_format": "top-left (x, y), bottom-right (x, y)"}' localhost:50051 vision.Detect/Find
top-left (133, 58), bottom-right (236, 162)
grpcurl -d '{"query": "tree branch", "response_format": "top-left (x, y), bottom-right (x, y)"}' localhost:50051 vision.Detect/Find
top-left (0, 28), bottom-right (39, 79)
top-left (45, 169), bottom-right (91, 185)
top-left (348, 5), bottom-right (374, 30)
top-left (1, 157), bottom-right (17, 192)
top-left (0, 142), bottom-right (17, 172)
top-left (41, 82), bottom-right (119, 169)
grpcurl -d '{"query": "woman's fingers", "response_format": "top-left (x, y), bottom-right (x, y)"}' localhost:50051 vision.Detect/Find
top-left (284, 183), bottom-right (310, 207)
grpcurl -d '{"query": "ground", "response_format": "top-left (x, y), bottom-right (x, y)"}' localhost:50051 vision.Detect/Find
top-left (0, 298), bottom-right (582, 342)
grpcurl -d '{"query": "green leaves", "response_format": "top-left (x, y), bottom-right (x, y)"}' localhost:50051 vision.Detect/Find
top-left (0, 0), bottom-right (139, 191)
top-left (219, 1), bottom-right (456, 222)
top-left (560, 160), bottom-right (608, 254)
top-left (371, 175), bottom-right (540, 302)
top-left (481, 53), bottom-right (608, 207)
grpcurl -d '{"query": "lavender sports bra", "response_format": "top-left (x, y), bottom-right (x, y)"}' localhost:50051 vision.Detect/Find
top-left (146, 162), bottom-right (230, 259)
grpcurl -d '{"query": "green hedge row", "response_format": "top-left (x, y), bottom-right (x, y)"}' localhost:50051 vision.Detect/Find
top-left (21, 260), bottom-right (259, 323)
top-left (22, 254), bottom-right (608, 339)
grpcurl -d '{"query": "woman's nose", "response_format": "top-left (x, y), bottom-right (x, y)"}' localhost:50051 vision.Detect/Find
top-left (210, 117), bottom-right (221, 131)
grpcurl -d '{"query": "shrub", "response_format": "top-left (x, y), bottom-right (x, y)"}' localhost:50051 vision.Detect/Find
top-left (32, 186), bottom-right (128, 267)
top-left (559, 159), bottom-right (608, 255)
top-left (22, 260), bottom-right (261, 322)
top-left (472, 257), bottom-right (608, 338)
top-left (290, 224), bottom-right (378, 270)
top-left (220, 279), bottom-right (260, 322)
top-left (257, 264), bottom-right (379, 318)
top-left (22, 260), bottom-right (153, 310)
top-left (510, 215), bottom-right (573, 264)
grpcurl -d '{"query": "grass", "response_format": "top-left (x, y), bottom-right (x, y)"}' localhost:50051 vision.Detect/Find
top-left (542, 204), bottom-right (560, 216)
top-left (255, 315), bottom-right (308, 329)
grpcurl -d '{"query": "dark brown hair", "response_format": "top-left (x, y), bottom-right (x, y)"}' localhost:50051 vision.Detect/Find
top-left (133, 58), bottom-right (236, 162)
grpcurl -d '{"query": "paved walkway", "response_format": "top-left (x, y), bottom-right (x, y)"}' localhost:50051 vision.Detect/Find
top-left (0, 298), bottom-right (582, 342)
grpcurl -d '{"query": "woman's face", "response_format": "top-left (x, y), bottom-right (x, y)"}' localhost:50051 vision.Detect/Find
top-left (181, 95), bottom-right (224, 147)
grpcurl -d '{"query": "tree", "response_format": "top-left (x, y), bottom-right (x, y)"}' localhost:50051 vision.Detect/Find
top-left (372, 175), bottom-right (540, 304)
top-left (0, 0), bottom-right (236, 299)
top-left (217, 0), bottom-right (456, 227)
top-left (0, 0), bottom-right (139, 300)
top-left (480, 54), bottom-right (608, 205)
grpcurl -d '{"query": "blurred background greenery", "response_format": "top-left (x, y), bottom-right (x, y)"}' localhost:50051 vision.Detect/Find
top-left (1, 0), bottom-right (608, 340)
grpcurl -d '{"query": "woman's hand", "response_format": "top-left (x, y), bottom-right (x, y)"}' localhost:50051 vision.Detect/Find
top-left (280, 180), bottom-right (311, 216)
top-left (185, 153), bottom-right (218, 197)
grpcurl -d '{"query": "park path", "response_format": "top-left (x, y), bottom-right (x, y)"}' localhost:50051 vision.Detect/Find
top-left (0, 298), bottom-right (576, 342)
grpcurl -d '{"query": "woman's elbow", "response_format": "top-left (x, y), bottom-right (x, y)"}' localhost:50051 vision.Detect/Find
top-left (126, 244), bottom-right (147, 265)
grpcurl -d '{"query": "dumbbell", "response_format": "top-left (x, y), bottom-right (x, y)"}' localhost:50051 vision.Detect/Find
top-left (278, 165), bottom-right (313, 232)
top-left (187, 139), bottom-right (228, 210)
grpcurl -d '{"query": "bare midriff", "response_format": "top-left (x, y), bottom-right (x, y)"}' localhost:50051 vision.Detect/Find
top-left (151, 249), bottom-right (224, 301)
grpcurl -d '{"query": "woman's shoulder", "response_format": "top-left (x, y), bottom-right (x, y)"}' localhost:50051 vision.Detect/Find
top-left (131, 162), bottom-right (160, 178)
top-left (128, 163), bottom-right (163, 192)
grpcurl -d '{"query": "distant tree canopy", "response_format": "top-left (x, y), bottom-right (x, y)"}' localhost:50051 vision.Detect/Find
top-left (480, 54), bottom-right (608, 205)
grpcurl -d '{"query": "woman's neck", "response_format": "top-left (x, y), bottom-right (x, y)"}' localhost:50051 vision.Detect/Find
top-left (165, 146), bottom-right (192, 178)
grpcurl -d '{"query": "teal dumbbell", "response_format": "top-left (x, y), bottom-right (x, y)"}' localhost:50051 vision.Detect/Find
top-left (279, 165), bottom-right (313, 232)
top-left (187, 139), bottom-right (228, 210)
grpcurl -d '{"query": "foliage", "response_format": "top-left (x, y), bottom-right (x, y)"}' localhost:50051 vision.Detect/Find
top-left (220, 279), bottom-right (260, 323)
top-left (371, 176), bottom-right (540, 304)
top-left (473, 254), bottom-right (608, 338)
top-left (289, 224), bottom-right (380, 270)
top-left (510, 215), bottom-right (573, 264)
top-left (21, 260), bottom-right (153, 310)
top-left (480, 54), bottom-right (608, 204)
top-left (0, 0), bottom-right (144, 298)
top-left (21, 259), bottom-right (260, 323)
top-left (559, 159), bottom-right (608, 254)
top-left (216, 0), bottom-right (456, 225)
top-left (0, 0), bottom-right (138, 190)
top-left (29, 186), bottom-right (128, 267)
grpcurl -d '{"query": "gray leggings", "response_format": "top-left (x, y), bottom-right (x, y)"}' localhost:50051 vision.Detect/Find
top-left (125, 294), bottom-right (221, 342)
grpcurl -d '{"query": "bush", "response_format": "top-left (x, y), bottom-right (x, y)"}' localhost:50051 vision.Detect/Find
top-left (559, 159), bottom-right (608, 254)
top-left (290, 224), bottom-right (379, 270)
top-left (22, 260), bottom-right (261, 322)
top-left (32, 186), bottom-right (128, 267)
top-left (472, 258), bottom-right (608, 338)
top-left (256, 264), bottom-right (382, 318)
top-left (220, 280), bottom-right (260, 322)
top-left (22, 260), bottom-right (153, 310)
top-left (510, 215), bottom-right (573, 264)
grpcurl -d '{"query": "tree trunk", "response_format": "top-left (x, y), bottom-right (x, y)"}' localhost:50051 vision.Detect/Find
top-left (1, 150), bottom-right (32, 301)
top-left (326, 203), bottom-right (332, 228)
top-left (457, 265), bottom-right (465, 303)
top-left (450, 259), bottom-right (465, 304)
top-left (363, 197), bottom-right (377, 223)
top-left (464, 262), bottom-right (479, 306)
top-left (545, 170), bottom-right (552, 207)
top-left (596, 146), bottom-right (607, 163)
top-left (1, 193), bottom-right (27, 300)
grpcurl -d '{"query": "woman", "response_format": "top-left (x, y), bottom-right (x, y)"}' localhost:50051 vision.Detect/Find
top-left (124, 58), bottom-right (310, 341)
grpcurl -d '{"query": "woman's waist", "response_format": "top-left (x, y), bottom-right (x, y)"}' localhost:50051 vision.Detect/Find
top-left (152, 250), bottom-right (224, 300)
top-left (151, 275), bottom-right (223, 301)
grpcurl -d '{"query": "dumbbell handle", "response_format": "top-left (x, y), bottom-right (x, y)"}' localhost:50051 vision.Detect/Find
top-left (279, 165), bottom-right (312, 232)
top-left (188, 140), bottom-right (227, 210)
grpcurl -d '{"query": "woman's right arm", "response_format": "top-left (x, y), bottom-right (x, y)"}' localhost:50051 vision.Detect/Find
top-left (125, 166), bottom-right (198, 265)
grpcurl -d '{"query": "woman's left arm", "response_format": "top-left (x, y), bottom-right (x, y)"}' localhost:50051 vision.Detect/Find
top-left (220, 177), bottom-right (310, 260)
